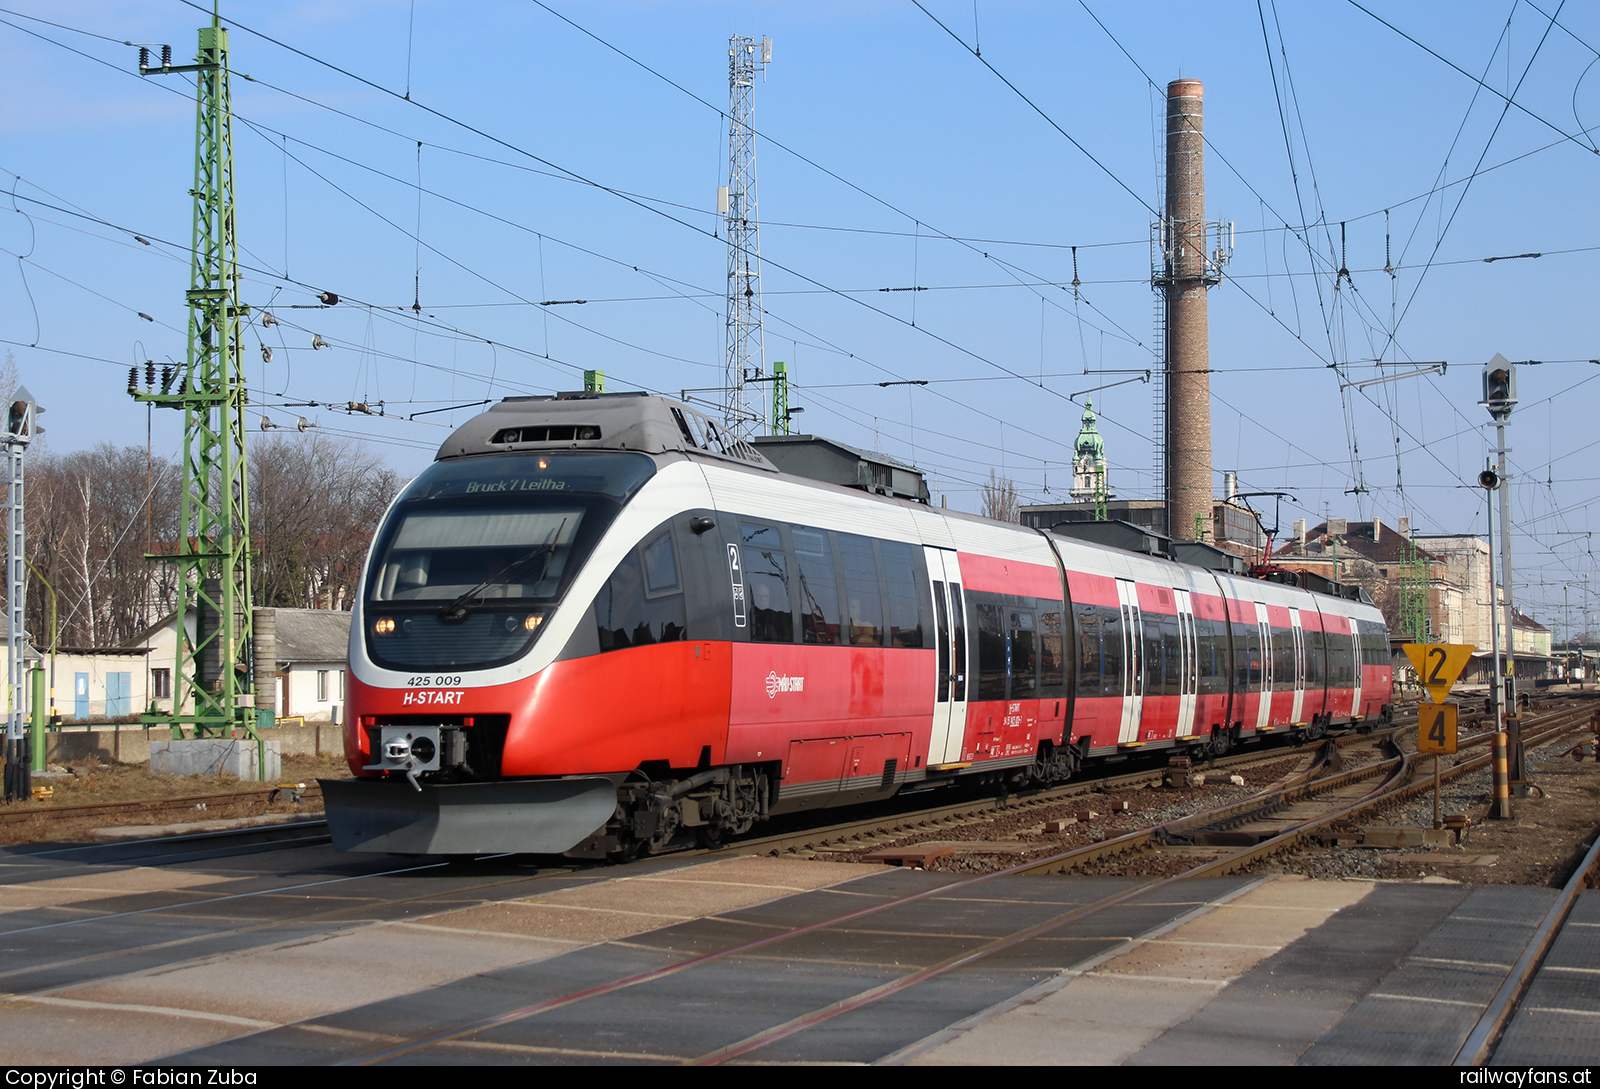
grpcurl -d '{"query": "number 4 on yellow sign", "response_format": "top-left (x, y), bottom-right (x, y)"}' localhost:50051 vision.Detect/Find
top-left (1417, 702), bottom-right (1458, 754)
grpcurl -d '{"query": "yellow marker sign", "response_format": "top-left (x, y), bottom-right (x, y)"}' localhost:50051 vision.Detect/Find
top-left (1403, 643), bottom-right (1476, 703)
top-left (1417, 701), bottom-right (1459, 754)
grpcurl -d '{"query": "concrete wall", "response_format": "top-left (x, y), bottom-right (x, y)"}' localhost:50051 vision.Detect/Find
top-left (44, 721), bottom-right (347, 768)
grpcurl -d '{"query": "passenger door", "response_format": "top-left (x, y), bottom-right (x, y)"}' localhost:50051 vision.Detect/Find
top-left (1253, 602), bottom-right (1273, 732)
top-left (1174, 588), bottom-right (1198, 738)
top-left (1116, 578), bottom-right (1144, 744)
top-left (1289, 607), bottom-right (1307, 722)
top-left (1350, 623), bottom-right (1363, 719)
top-left (924, 547), bottom-right (968, 767)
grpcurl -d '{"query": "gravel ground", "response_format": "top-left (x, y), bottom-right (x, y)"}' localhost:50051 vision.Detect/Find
top-left (0, 753), bottom-right (339, 844)
top-left (820, 713), bottom-right (1600, 890)
top-left (825, 754), bottom-right (1310, 873)
top-left (1251, 729), bottom-right (1600, 887)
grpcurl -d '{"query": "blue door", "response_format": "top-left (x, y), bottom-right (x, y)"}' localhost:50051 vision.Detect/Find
top-left (74, 673), bottom-right (89, 719)
top-left (106, 673), bottom-right (131, 717)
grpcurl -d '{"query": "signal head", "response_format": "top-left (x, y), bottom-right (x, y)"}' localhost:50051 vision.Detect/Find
top-left (1480, 353), bottom-right (1517, 418)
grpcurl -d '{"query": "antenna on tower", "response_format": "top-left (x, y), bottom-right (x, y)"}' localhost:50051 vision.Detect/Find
top-left (722, 34), bottom-right (769, 440)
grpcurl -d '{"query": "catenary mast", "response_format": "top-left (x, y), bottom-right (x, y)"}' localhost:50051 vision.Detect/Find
top-left (132, 7), bottom-right (260, 753)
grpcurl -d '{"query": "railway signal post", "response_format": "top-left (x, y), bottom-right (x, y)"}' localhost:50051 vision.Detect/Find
top-left (1481, 356), bottom-right (1524, 794)
top-left (1406, 643), bottom-right (1474, 827)
top-left (3, 389), bottom-right (37, 802)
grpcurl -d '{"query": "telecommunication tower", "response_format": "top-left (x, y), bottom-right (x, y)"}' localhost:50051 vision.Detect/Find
top-left (131, 9), bottom-right (259, 744)
top-left (721, 34), bottom-right (771, 440)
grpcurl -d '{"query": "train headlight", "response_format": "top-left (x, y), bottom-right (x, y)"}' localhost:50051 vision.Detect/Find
top-left (524, 614), bottom-right (543, 632)
top-left (374, 617), bottom-right (396, 635)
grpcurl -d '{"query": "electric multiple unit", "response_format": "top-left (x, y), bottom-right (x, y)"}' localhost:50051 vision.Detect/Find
top-left (324, 392), bottom-right (1392, 857)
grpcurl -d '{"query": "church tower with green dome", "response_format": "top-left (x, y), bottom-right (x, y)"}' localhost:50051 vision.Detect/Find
top-left (1070, 399), bottom-right (1110, 507)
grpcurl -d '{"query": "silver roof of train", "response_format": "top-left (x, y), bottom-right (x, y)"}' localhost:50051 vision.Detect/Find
top-left (437, 391), bottom-right (777, 470)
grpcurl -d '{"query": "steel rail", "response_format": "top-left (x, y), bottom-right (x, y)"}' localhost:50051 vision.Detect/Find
top-left (730, 737), bottom-right (1326, 861)
top-left (0, 782), bottom-right (323, 825)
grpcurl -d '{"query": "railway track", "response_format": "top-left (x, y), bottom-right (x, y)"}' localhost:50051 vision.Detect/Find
top-left (1016, 700), bottom-right (1597, 880)
top-left (0, 780), bottom-right (322, 827)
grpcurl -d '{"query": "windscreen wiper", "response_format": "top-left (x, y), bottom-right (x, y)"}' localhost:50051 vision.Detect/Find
top-left (440, 518), bottom-right (567, 623)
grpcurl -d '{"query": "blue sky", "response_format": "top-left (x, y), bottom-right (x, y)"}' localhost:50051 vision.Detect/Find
top-left (2, 1), bottom-right (1597, 631)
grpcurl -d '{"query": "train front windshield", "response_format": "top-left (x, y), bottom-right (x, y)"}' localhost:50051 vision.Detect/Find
top-left (364, 452), bottom-right (655, 671)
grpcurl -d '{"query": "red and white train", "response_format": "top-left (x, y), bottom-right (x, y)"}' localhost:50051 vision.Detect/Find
top-left (326, 392), bottom-right (1392, 856)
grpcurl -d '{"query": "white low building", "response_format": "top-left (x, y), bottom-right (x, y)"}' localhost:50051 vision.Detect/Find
top-left (269, 608), bottom-right (352, 724)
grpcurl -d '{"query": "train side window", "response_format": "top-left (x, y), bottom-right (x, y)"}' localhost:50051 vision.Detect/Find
top-left (1010, 609), bottom-right (1038, 699)
top-left (882, 540), bottom-right (924, 648)
top-left (974, 601), bottom-right (1006, 701)
top-left (1198, 616), bottom-right (1226, 694)
top-left (641, 532), bottom-right (679, 594)
top-left (741, 522), bottom-right (793, 643)
top-left (1143, 612), bottom-right (1166, 696)
top-left (595, 546), bottom-right (687, 652)
top-left (791, 526), bottom-right (842, 645)
top-left (1272, 626), bottom-right (1295, 691)
top-left (1039, 607), bottom-right (1065, 691)
top-left (1234, 620), bottom-right (1256, 686)
top-left (1076, 602), bottom-right (1118, 698)
top-left (1159, 613), bottom-right (1182, 697)
top-left (1305, 627), bottom-right (1325, 687)
top-left (838, 533), bottom-right (883, 647)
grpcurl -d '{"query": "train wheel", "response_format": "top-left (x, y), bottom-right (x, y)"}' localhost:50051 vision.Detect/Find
top-left (1208, 730), bottom-right (1230, 758)
top-left (695, 824), bottom-right (727, 850)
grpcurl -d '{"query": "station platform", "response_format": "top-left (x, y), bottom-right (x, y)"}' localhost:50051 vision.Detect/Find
top-left (3, 843), bottom-right (1593, 1066)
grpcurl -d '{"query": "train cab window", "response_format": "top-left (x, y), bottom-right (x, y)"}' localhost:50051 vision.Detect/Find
top-left (595, 536), bottom-right (687, 652)
top-left (882, 540), bottom-right (924, 648)
top-left (791, 526), bottom-right (842, 645)
top-left (741, 522), bottom-right (794, 643)
top-left (838, 533), bottom-right (883, 647)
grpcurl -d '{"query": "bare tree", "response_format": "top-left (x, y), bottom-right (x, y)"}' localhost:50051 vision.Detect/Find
top-left (251, 432), bottom-right (400, 609)
top-left (981, 469), bottom-right (1020, 523)
top-left (27, 444), bottom-right (179, 647)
